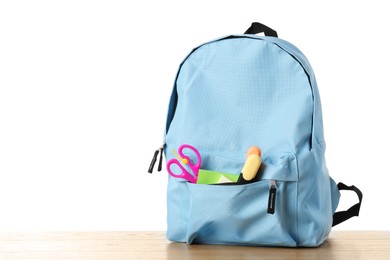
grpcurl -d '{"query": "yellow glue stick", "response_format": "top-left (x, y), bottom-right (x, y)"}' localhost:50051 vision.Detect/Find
top-left (241, 154), bottom-right (262, 181)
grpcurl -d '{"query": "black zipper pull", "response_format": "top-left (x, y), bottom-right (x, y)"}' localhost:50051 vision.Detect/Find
top-left (148, 144), bottom-right (165, 173)
top-left (157, 145), bottom-right (164, 172)
top-left (267, 179), bottom-right (277, 214)
top-left (148, 149), bottom-right (160, 174)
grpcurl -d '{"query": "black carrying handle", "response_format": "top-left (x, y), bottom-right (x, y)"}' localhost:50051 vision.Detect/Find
top-left (244, 22), bottom-right (278, 37)
top-left (332, 182), bottom-right (363, 226)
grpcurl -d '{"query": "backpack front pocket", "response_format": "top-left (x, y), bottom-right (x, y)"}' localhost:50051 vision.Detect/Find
top-left (167, 152), bottom-right (299, 246)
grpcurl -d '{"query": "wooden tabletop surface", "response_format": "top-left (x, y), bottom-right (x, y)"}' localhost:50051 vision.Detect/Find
top-left (0, 231), bottom-right (389, 260)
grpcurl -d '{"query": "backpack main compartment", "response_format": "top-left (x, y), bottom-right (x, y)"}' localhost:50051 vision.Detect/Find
top-left (164, 35), bottom-right (340, 247)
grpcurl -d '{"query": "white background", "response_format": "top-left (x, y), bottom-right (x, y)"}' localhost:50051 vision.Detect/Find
top-left (0, 1), bottom-right (389, 231)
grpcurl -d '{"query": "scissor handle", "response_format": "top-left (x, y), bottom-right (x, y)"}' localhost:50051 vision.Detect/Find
top-left (166, 159), bottom-right (197, 183)
top-left (177, 144), bottom-right (202, 177)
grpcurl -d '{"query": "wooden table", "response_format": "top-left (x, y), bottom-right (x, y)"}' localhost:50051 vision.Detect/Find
top-left (0, 231), bottom-right (389, 259)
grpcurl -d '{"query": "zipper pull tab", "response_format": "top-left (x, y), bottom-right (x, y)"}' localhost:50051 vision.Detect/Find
top-left (267, 179), bottom-right (277, 214)
top-left (148, 149), bottom-right (160, 174)
top-left (148, 144), bottom-right (165, 173)
top-left (157, 145), bottom-right (164, 172)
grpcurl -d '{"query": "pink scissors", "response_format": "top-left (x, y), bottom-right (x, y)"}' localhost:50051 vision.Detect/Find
top-left (166, 144), bottom-right (202, 183)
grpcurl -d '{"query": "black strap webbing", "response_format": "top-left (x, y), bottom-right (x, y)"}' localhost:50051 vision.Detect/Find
top-left (332, 182), bottom-right (363, 226)
top-left (244, 22), bottom-right (278, 37)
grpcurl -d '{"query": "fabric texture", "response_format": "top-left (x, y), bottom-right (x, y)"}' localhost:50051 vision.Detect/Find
top-left (164, 35), bottom-right (340, 247)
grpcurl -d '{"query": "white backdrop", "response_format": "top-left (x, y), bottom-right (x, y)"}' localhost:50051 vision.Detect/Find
top-left (1, 0), bottom-right (389, 231)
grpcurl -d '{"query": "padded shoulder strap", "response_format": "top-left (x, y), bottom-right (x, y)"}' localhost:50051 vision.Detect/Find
top-left (332, 182), bottom-right (363, 226)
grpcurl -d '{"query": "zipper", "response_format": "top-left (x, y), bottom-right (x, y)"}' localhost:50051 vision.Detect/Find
top-left (267, 179), bottom-right (277, 214)
top-left (164, 36), bottom-right (315, 146)
top-left (148, 144), bottom-right (165, 173)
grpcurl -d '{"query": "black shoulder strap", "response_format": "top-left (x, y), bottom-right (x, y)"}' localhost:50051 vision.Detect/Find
top-left (332, 182), bottom-right (363, 226)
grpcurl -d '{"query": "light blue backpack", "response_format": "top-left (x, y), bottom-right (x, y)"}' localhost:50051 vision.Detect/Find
top-left (149, 22), bottom-right (362, 247)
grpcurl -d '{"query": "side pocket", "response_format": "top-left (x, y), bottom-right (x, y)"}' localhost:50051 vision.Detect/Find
top-left (297, 143), bottom-right (334, 246)
top-left (167, 152), bottom-right (299, 246)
